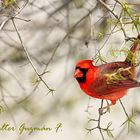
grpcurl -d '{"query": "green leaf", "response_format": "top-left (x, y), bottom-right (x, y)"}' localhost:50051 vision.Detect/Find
top-left (122, 1), bottom-right (132, 16)
top-left (30, 74), bottom-right (40, 85)
top-left (96, 32), bottom-right (104, 41)
top-left (107, 130), bottom-right (114, 138)
top-left (2, 0), bottom-right (17, 8)
top-left (121, 110), bottom-right (136, 132)
top-left (103, 122), bottom-right (114, 138)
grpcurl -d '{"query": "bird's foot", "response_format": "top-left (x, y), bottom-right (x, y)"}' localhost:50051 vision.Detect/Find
top-left (99, 108), bottom-right (107, 115)
top-left (99, 106), bottom-right (110, 115)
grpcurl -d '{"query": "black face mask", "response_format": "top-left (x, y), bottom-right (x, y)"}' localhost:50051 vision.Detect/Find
top-left (75, 67), bottom-right (89, 83)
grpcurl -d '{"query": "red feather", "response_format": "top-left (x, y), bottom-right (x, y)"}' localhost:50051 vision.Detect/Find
top-left (74, 35), bottom-right (140, 107)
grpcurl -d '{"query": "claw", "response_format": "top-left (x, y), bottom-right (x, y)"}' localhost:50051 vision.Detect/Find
top-left (99, 107), bottom-right (108, 115)
top-left (98, 101), bottom-right (114, 115)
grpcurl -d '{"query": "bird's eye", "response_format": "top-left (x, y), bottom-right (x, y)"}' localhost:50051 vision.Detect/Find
top-left (75, 67), bottom-right (80, 70)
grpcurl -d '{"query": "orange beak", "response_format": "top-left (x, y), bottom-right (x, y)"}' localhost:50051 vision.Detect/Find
top-left (74, 69), bottom-right (83, 78)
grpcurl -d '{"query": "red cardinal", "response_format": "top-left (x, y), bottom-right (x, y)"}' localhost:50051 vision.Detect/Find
top-left (74, 35), bottom-right (140, 112)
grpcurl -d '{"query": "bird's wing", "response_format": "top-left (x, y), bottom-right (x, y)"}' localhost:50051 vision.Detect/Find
top-left (99, 61), bottom-right (136, 79)
top-left (89, 62), bottom-right (139, 95)
top-left (98, 61), bottom-right (130, 73)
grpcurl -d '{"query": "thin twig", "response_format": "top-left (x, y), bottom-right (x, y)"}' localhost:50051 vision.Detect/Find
top-left (96, 0), bottom-right (127, 38)
top-left (0, 0), bottom-right (29, 31)
top-left (0, 18), bottom-right (9, 31)
top-left (14, 17), bottom-right (31, 22)
top-left (119, 99), bottom-right (129, 118)
top-left (86, 100), bottom-right (105, 140)
top-left (115, 0), bottom-right (139, 34)
top-left (45, 7), bottom-right (98, 69)
top-left (11, 18), bottom-right (54, 94)
top-left (98, 100), bottom-right (105, 140)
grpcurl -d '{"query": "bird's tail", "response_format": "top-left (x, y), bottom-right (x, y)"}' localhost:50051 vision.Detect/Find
top-left (125, 34), bottom-right (140, 65)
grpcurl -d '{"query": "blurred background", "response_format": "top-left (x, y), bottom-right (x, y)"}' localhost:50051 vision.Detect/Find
top-left (0, 0), bottom-right (140, 140)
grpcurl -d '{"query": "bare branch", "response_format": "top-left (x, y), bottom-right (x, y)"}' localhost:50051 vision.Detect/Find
top-left (11, 18), bottom-right (54, 94)
top-left (96, 0), bottom-right (127, 38)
